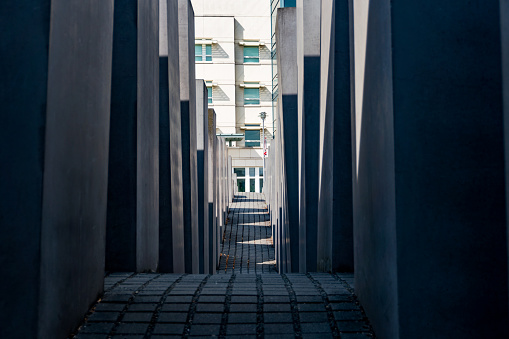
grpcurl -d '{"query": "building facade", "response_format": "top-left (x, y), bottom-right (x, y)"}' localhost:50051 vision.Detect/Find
top-left (191, 0), bottom-right (272, 193)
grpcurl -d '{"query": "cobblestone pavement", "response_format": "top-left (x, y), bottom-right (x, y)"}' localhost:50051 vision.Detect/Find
top-left (72, 192), bottom-right (375, 338)
top-left (73, 272), bottom-right (374, 338)
top-left (218, 193), bottom-right (276, 274)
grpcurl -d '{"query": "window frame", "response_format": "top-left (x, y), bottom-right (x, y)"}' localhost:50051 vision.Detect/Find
top-left (243, 46), bottom-right (260, 63)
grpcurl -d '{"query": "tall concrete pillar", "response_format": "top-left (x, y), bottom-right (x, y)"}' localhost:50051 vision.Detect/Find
top-left (0, 1), bottom-right (114, 337)
top-left (208, 109), bottom-right (218, 274)
top-left (159, 0), bottom-right (185, 273)
top-left (196, 80), bottom-right (209, 274)
top-left (296, 0), bottom-right (321, 272)
top-left (351, 1), bottom-right (508, 337)
top-left (502, 0), bottom-right (509, 317)
top-left (106, 0), bottom-right (159, 273)
top-left (276, 7), bottom-right (299, 272)
top-left (316, 0), bottom-right (353, 273)
top-left (179, 0), bottom-right (199, 273)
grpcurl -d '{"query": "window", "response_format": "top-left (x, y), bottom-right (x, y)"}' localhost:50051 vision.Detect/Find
top-left (250, 179), bottom-right (256, 192)
top-left (206, 81), bottom-right (213, 104)
top-left (259, 167), bottom-right (263, 177)
top-left (195, 43), bottom-right (212, 62)
top-left (245, 130), bottom-right (260, 147)
top-left (234, 168), bottom-right (245, 177)
top-left (249, 168), bottom-right (255, 177)
top-left (244, 87), bottom-right (260, 105)
top-left (244, 46), bottom-right (259, 63)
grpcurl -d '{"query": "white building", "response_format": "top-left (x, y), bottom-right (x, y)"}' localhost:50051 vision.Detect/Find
top-left (191, 0), bottom-right (272, 193)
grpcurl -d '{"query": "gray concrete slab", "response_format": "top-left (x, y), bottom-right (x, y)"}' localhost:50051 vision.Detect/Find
top-left (275, 7), bottom-right (299, 273)
top-left (317, 0), bottom-right (353, 273)
top-left (196, 80), bottom-right (209, 274)
top-left (208, 109), bottom-right (217, 274)
top-left (179, 0), bottom-right (199, 273)
top-left (351, 1), bottom-right (508, 338)
top-left (159, 0), bottom-right (185, 273)
top-left (107, 0), bottom-right (159, 272)
top-left (296, 0), bottom-right (321, 273)
top-left (0, 1), bottom-right (114, 338)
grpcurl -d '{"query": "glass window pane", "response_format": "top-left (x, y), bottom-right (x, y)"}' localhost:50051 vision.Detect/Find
top-left (244, 57), bottom-right (259, 63)
top-left (245, 141), bottom-right (260, 147)
top-left (237, 179), bottom-right (245, 192)
top-left (207, 87), bottom-right (212, 103)
top-left (195, 56), bottom-right (202, 61)
top-left (206, 56), bottom-right (212, 61)
top-left (249, 168), bottom-right (255, 177)
top-left (260, 178), bottom-right (263, 192)
top-left (245, 130), bottom-right (260, 141)
top-left (244, 46), bottom-right (259, 57)
top-left (250, 179), bottom-right (256, 192)
top-left (244, 88), bottom-right (260, 105)
top-left (205, 45), bottom-right (212, 55)
top-left (195, 44), bottom-right (202, 56)
top-left (234, 168), bottom-right (245, 177)
top-left (259, 167), bottom-right (263, 176)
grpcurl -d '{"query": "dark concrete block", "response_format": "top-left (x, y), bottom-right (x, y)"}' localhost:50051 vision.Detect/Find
top-left (297, 0), bottom-right (321, 273)
top-left (207, 109), bottom-right (217, 273)
top-left (0, 1), bottom-right (114, 338)
top-left (351, 0), bottom-right (509, 337)
top-left (159, 0), bottom-right (185, 273)
top-left (317, 0), bottom-right (353, 273)
top-left (178, 0), bottom-right (199, 273)
top-left (107, 0), bottom-right (159, 272)
top-left (196, 80), bottom-right (209, 274)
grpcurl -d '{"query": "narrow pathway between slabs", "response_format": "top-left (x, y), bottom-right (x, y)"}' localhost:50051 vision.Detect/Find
top-left (218, 192), bottom-right (276, 274)
top-left (72, 193), bottom-right (376, 338)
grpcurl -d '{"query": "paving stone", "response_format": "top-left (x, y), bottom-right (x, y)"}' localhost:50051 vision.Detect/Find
top-left (263, 312), bottom-right (293, 323)
top-left (112, 336), bottom-right (144, 339)
top-left (263, 295), bottom-right (290, 303)
top-left (264, 335), bottom-right (295, 339)
top-left (298, 303), bottom-right (326, 312)
top-left (229, 303), bottom-right (257, 313)
top-left (198, 295), bottom-right (226, 303)
top-left (94, 303), bottom-right (125, 312)
top-left (264, 323), bottom-right (295, 334)
top-left (328, 295), bottom-right (353, 302)
top-left (164, 296), bottom-right (193, 303)
top-left (102, 294), bottom-right (132, 302)
top-left (193, 313), bottom-right (223, 324)
top-left (196, 303), bottom-right (224, 312)
top-left (296, 295), bottom-right (323, 303)
top-left (87, 312), bottom-right (119, 322)
top-left (339, 333), bottom-right (373, 339)
top-left (230, 296), bottom-right (257, 303)
top-left (157, 312), bottom-right (188, 323)
top-left (80, 322), bottom-right (115, 334)
top-left (161, 303), bottom-right (190, 312)
top-left (132, 296), bottom-right (161, 303)
top-left (126, 304), bottom-right (158, 312)
top-left (189, 324), bottom-right (221, 336)
top-left (226, 323), bottom-right (258, 335)
top-left (263, 303), bottom-right (291, 312)
top-left (299, 312), bottom-right (329, 323)
top-left (75, 334), bottom-right (108, 339)
top-left (121, 312), bottom-right (153, 322)
top-left (153, 323), bottom-right (185, 335)
top-left (300, 322), bottom-right (332, 333)
top-left (302, 334), bottom-right (333, 339)
top-left (228, 313), bottom-right (257, 323)
top-left (115, 323), bottom-right (149, 334)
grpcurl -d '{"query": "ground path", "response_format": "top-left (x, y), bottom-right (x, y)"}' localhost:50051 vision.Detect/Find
top-left (73, 193), bottom-right (375, 338)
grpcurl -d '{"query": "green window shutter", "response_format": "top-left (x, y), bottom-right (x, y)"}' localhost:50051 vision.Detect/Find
top-left (244, 88), bottom-right (260, 105)
top-left (195, 44), bottom-right (202, 61)
top-left (244, 46), bottom-right (259, 63)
